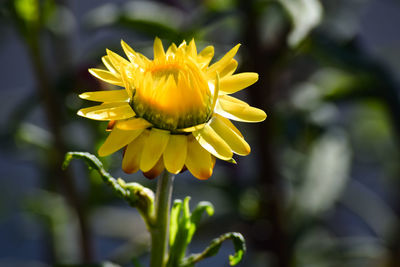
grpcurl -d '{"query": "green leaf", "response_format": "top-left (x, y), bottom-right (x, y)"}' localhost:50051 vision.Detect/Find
top-left (167, 197), bottom-right (192, 267)
top-left (180, 232), bottom-right (246, 266)
top-left (188, 201), bottom-right (214, 242)
top-left (170, 199), bottom-right (183, 246)
top-left (168, 198), bottom-right (214, 267)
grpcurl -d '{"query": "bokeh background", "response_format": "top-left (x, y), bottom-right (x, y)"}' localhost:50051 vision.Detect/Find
top-left (1, 0), bottom-right (400, 266)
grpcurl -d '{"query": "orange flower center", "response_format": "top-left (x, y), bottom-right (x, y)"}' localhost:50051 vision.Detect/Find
top-left (131, 58), bottom-right (212, 131)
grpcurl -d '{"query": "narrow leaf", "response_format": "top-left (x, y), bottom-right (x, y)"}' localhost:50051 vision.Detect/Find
top-left (180, 232), bottom-right (246, 266)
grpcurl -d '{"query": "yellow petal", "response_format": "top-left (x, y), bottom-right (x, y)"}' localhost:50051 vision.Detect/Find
top-left (176, 123), bottom-right (206, 133)
top-left (77, 103), bottom-right (135, 121)
top-left (116, 118), bottom-right (152, 130)
top-left (206, 44), bottom-right (240, 78)
top-left (166, 43), bottom-right (178, 57)
top-left (120, 65), bottom-right (135, 97)
top-left (216, 96), bottom-right (267, 122)
top-left (219, 59), bottom-right (238, 78)
top-left (163, 135), bottom-right (187, 174)
top-left (89, 68), bottom-right (124, 86)
top-left (216, 114), bottom-right (243, 138)
top-left (99, 128), bottom-right (144, 157)
top-left (79, 90), bottom-right (129, 102)
top-left (122, 131), bottom-right (147, 174)
top-left (153, 37), bottom-right (165, 60)
top-left (220, 72), bottom-right (258, 94)
top-left (121, 40), bottom-right (142, 68)
top-left (193, 124), bottom-right (233, 161)
top-left (143, 157), bottom-right (165, 179)
top-left (187, 39), bottom-right (197, 58)
top-left (106, 49), bottom-right (130, 73)
top-left (197, 46), bottom-right (214, 68)
top-left (185, 136), bottom-right (213, 180)
top-left (210, 116), bottom-right (250, 156)
top-left (102, 56), bottom-right (118, 74)
top-left (140, 128), bottom-right (170, 172)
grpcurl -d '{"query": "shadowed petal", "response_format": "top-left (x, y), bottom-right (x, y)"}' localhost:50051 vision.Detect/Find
top-left (163, 135), bottom-right (187, 174)
top-left (185, 136), bottom-right (213, 180)
top-left (140, 128), bottom-right (170, 172)
top-left (122, 131), bottom-right (147, 174)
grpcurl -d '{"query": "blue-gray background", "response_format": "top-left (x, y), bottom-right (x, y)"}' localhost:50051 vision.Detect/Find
top-left (1, 0), bottom-right (400, 266)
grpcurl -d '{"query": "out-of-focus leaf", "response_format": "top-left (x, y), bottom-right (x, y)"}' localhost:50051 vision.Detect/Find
top-left (46, 6), bottom-right (76, 36)
top-left (14, 0), bottom-right (39, 23)
top-left (13, 0), bottom-right (55, 26)
top-left (85, 1), bottom-right (185, 42)
top-left (295, 228), bottom-right (384, 266)
top-left (25, 190), bottom-right (79, 262)
top-left (238, 188), bottom-right (260, 219)
top-left (16, 122), bottom-right (53, 149)
top-left (55, 262), bottom-right (121, 267)
top-left (296, 129), bottom-right (351, 214)
top-left (180, 232), bottom-right (246, 266)
top-left (311, 68), bottom-right (379, 101)
top-left (122, 1), bottom-right (183, 29)
top-left (279, 0), bottom-right (323, 46)
top-left (116, 18), bottom-right (183, 41)
top-left (84, 4), bottom-right (119, 27)
top-left (204, 0), bottom-right (235, 11)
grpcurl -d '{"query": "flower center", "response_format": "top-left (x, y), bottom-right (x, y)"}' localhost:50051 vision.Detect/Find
top-left (131, 59), bottom-right (212, 131)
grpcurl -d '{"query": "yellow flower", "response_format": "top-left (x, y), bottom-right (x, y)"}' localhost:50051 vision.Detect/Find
top-left (78, 38), bottom-right (266, 179)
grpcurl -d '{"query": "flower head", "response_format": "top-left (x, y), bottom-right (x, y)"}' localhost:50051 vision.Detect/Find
top-left (78, 38), bottom-right (266, 179)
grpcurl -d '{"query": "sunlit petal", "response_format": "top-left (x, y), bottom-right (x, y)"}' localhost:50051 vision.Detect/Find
top-left (79, 90), bottom-right (129, 102)
top-left (77, 103), bottom-right (135, 121)
top-left (193, 124), bottom-right (233, 161)
top-left (99, 127), bottom-right (144, 157)
top-left (210, 116), bottom-right (250, 155)
top-left (219, 72), bottom-right (258, 94)
top-left (89, 69), bottom-right (124, 86)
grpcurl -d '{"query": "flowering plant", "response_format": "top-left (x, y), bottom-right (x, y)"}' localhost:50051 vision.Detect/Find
top-left (64, 38), bottom-right (266, 267)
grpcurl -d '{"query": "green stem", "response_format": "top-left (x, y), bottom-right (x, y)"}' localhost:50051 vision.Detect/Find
top-left (150, 171), bottom-right (175, 267)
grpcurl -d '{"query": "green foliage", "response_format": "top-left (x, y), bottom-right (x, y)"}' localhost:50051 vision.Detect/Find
top-left (168, 197), bottom-right (214, 266)
top-left (10, 0), bottom-right (56, 38)
top-left (180, 232), bottom-right (246, 267)
top-left (14, 0), bottom-right (39, 23)
top-left (85, 2), bottom-right (187, 43)
top-left (167, 198), bottom-right (244, 266)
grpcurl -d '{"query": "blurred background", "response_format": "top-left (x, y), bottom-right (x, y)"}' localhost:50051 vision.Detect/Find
top-left (1, 0), bottom-right (400, 266)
